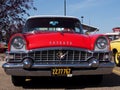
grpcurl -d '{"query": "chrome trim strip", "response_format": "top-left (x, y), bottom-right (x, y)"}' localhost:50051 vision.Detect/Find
top-left (7, 47), bottom-right (110, 54)
top-left (3, 62), bottom-right (114, 69)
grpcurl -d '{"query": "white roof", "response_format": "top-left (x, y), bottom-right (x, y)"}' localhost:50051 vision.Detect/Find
top-left (28, 15), bottom-right (79, 20)
top-left (105, 32), bottom-right (120, 35)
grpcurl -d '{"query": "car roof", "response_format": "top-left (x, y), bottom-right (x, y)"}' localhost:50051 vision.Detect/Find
top-left (105, 32), bottom-right (120, 35)
top-left (28, 15), bottom-right (80, 20)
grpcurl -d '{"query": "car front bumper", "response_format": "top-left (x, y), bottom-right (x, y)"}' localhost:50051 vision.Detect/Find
top-left (2, 62), bottom-right (114, 77)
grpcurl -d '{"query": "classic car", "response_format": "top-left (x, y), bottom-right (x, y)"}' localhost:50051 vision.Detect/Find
top-left (105, 32), bottom-right (120, 41)
top-left (2, 15), bottom-right (114, 86)
top-left (105, 31), bottom-right (120, 66)
top-left (110, 38), bottom-right (120, 66)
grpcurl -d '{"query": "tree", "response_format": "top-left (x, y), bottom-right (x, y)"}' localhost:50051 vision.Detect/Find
top-left (0, 0), bottom-right (36, 42)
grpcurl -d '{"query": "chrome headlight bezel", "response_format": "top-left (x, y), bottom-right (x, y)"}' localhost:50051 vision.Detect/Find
top-left (10, 36), bottom-right (26, 51)
top-left (95, 37), bottom-right (109, 51)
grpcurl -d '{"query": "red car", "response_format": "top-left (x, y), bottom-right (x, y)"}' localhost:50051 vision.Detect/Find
top-left (2, 16), bottom-right (114, 86)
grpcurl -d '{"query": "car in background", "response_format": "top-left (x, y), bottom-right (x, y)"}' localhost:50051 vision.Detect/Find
top-left (105, 30), bottom-right (120, 66)
top-left (110, 38), bottom-right (120, 66)
top-left (0, 40), bottom-right (7, 53)
top-left (2, 15), bottom-right (114, 86)
top-left (105, 32), bottom-right (120, 41)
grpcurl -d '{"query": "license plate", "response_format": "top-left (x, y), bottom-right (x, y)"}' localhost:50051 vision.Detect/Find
top-left (52, 67), bottom-right (72, 76)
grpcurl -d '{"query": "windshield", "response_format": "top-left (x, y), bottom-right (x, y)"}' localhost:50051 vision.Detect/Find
top-left (23, 17), bottom-right (83, 33)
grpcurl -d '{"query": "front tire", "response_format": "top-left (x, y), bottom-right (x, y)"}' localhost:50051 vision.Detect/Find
top-left (114, 52), bottom-right (120, 66)
top-left (11, 76), bottom-right (25, 86)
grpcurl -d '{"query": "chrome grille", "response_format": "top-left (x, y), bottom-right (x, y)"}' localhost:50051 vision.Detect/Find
top-left (29, 50), bottom-right (92, 62)
top-left (8, 50), bottom-right (92, 63)
top-left (8, 49), bottom-right (110, 64)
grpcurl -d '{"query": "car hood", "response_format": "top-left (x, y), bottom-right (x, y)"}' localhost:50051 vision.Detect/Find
top-left (24, 32), bottom-right (92, 50)
top-left (111, 39), bottom-right (120, 43)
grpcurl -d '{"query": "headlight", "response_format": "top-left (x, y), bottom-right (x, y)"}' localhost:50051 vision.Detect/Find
top-left (12, 37), bottom-right (24, 49)
top-left (10, 36), bottom-right (26, 51)
top-left (95, 37), bottom-right (109, 51)
top-left (96, 38), bottom-right (107, 49)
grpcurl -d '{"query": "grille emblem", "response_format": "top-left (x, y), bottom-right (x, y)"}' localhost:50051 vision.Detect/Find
top-left (56, 51), bottom-right (68, 60)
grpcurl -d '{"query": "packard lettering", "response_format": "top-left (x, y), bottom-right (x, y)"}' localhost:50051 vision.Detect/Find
top-left (49, 41), bottom-right (72, 45)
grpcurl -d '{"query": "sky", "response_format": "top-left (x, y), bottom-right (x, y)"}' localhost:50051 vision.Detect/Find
top-left (27, 0), bottom-right (120, 34)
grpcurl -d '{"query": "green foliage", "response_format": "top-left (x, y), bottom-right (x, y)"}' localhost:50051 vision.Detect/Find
top-left (0, 0), bottom-right (37, 42)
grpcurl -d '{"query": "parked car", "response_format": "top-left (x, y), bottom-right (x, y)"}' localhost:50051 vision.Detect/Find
top-left (105, 32), bottom-right (120, 41)
top-left (2, 15), bottom-right (114, 86)
top-left (110, 38), bottom-right (120, 66)
top-left (0, 41), bottom-right (7, 53)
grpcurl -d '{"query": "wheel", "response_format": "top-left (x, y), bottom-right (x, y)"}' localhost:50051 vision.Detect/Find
top-left (114, 52), bottom-right (120, 66)
top-left (11, 76), bottom-right (25, 86)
